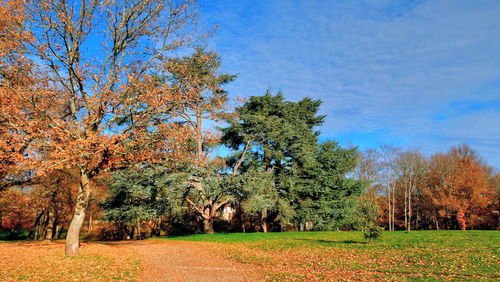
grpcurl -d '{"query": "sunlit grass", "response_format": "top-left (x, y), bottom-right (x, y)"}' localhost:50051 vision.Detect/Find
top-left (160, 230), bottom-right (499, 280)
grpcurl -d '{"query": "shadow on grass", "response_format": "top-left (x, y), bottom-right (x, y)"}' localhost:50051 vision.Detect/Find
top-left (294, 239), bottom-right (368, 245)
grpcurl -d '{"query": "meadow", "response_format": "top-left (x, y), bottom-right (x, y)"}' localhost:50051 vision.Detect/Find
top-left (162, 230), bottom-right (499, 280)
top-left (0, 230), bottom-right (498, 281)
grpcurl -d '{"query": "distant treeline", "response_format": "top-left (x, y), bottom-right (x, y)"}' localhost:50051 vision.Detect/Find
top-left (356, 144), bottom-right (498, 231)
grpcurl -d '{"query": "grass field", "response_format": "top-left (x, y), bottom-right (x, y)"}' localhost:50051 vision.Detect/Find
top-left (161, 230), bottom-right (499, 280)
top-left (0, 231), bottom-right (497, 281)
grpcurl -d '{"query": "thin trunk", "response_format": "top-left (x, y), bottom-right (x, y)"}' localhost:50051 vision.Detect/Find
top-left (434, 214), bottom-right (439, 230)
top-left (404, 189), bottom-right (408, 231)
top-left (196, 113), bottom-right (203, 167)
top-left (240, 211), bottom-right (246, 233)
top-left (392, 185), bottom-right (395, 231)
top-left (233, 140), bottom-right (251, 175)
top-left (408, 191), bottom-right (412, 231)
top-left (31, 210), bottom-right (45, 240)
top-left (65, 171), bottom-right (91, 257)
top-left (45, 209), bottom-right (55, 241)
top-left (262, 209), bottom-right (268, 233)
top-left (135, 221), bottom-right (141, 240)
top-left (88, 211), bottom-right (93, 234)
top-left (203, 218), bottom-right (214, 234)
top-left (387, 178), bottom-right (391, 231)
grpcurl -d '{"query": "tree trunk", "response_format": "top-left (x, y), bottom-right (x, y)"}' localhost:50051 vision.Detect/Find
top-left (45, 209), bottom-right (55, 241)
top-left (408, 192), bottom-right (412, 231)
top-left (262, 209), bottom-right (268, 233)
top-left (136, 221), bottom-right (141, 240)
top-left (88, 211), bottom-right (93, 235)
top-left (196, 114), bottom-right (203, 167)
top-left (65, 172), bottom-right (91, 257)
top-left (404, 190), bottom-right (408, 231)
top-left (391, 185), bottom-right (395, 231)
top-left (233, 140), bottom-right (251, 175)
top-left (203, 218), bottom-right (214, 234)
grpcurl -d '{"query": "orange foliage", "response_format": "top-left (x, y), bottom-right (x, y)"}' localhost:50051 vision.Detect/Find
top-left (0, 0), bottom-right (199, 255)
top-left (423, 145), bottom-right (492, 229)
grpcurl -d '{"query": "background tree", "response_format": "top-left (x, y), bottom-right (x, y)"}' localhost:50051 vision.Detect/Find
top-left (222, 92), bottom-right (323, 230)
top-left (0, 0), bottom-right (36, 191)
top-left (380, 145), bottom-right (399, 231)
top-left (422, 144), bottom-right (491, 230)
top-left (102, 166), bottom-right (183, 239)
top-left (236, 170), bottom-right (277, 233)
top-left (165, 48), bottom-right (237, 233)
top-left (166, 47), bottom-right (236, 167)
top-left (182, 174), bottom-right (240, 234)
top-left (295, 141), bottom-right (366, 230)
top-left (394, 150), bottom-right (426, 231)
top-left (222, 93), bottom-right (365, 231)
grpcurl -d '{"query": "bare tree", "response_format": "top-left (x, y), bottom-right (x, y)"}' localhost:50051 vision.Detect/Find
top-left (355, 148), bottom-right (382, 184)
top-left (380, 145), bottom-right (398, 231)
top-left (395, 149), bottom-right (427, 231)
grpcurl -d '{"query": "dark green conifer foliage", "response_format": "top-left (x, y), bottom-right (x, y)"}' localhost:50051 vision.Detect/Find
top-left (222, 92), bottom-right (366, 230)
top-left (102, 166), bottom-right (184, 238)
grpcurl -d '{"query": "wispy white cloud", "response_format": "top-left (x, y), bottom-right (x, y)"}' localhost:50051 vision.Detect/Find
top-left (199, 0), bottom-right (500, 167)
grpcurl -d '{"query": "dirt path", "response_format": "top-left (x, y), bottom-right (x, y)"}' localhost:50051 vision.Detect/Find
top-left (125, 241), bottom-right (264, 281)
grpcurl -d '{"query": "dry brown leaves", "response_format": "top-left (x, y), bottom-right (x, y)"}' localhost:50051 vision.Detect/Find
top-left (0, 241), bottom-right (140, 281)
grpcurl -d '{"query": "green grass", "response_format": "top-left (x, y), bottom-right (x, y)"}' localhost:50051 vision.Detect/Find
top-left (159, 230), bottom-right (499, 280)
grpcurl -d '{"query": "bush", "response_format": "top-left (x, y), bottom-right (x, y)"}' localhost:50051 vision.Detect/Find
top-left (0, 229), bottom-right (28, 241)
top-left (363, 226), bottom-right (383, 242)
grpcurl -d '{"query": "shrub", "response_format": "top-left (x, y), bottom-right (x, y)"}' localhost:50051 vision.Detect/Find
top-left (0, 229), bottom-right (28, 240)
top-left (363, 226), bottom-right (383, 242)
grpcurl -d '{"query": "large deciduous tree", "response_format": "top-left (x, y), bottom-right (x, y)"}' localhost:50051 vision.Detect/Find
top-left (1, 0), bottom-right (199, 256)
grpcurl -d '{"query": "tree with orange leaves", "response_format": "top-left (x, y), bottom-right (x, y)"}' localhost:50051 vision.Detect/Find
top-left (423, 144), bottom-right (491, 230)
top-left (0, 0), bottom-right (200, 256)
top-left (0, 0), bottom-right (35, 190)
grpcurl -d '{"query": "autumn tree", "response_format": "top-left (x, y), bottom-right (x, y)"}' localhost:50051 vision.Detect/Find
top-left (1, 0), bottom-right (200, 256)
top-left (0, 0), bottom-right (36, 190)
top-left (423, 144), bottom-right (491, 230)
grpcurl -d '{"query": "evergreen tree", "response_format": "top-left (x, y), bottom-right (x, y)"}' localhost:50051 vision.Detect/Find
top-left (222, 92), bottom-right (364, 230)
top-left (102, 166), bottom-right (184, 239)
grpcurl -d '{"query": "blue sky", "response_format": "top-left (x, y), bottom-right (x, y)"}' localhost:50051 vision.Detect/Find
top-left (196, 0), bottom-right (500, 168)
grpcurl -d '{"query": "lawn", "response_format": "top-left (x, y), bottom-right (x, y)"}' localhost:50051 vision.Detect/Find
top-left (0, 231), bottom-right (497, 281)
top-left (161, 230), bottom-right (499, 280)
